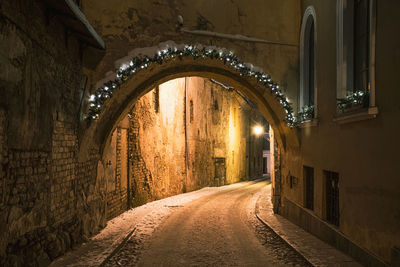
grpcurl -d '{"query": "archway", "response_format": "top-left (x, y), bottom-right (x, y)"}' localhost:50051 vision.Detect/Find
top-left (78, 44), bottom-right (301, 217)
top-left (79, 45), bottom-right (299, 157)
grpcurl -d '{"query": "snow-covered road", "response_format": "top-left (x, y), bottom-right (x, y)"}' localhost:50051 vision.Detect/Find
top-left (104, 180), bottom-right (310, 266)
top-left (136, 180), bottom-right (275, 266)
top-left (52, 180), bottom-right (310, 266)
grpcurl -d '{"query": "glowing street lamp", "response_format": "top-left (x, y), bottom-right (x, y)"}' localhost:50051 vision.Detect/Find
top-left (253, 125), bottom-right (264, 136)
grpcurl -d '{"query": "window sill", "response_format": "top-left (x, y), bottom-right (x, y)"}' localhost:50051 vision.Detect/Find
top-left (298, 118), bottom-right (319, 128)
top-left (333, 106), bottom-right (378, 124)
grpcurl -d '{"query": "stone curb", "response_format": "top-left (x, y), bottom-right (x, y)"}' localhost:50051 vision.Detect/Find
top-left (254, 212), bottom-right (314, 266)
top-left (99, 226), bottom-right (137, 267)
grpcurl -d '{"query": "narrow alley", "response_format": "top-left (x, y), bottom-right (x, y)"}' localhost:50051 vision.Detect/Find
top-left (1, 0), bottom-right (399, 266)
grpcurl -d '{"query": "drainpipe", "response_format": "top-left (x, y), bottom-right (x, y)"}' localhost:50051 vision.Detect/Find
top-left (127, 113), bottom-right (131, 209)
top-left (184, 77), bottom-right (190, 188)
top-left (248, 114), bottom-right (251, 180)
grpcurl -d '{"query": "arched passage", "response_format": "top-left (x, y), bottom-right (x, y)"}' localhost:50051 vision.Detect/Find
top-left (78, 46), bottom-right (302, 218)
top-left (79, 50), bottom-right (300, 160)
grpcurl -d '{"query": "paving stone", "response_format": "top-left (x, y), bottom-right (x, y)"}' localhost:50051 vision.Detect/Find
top-left (256, 184), bottom-right (362, 267)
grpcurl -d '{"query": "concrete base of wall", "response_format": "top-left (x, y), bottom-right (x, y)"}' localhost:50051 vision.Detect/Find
top-left (391, 247), bottom-right (400, 267)
top-left (280, 197), bottom-right (388, 267)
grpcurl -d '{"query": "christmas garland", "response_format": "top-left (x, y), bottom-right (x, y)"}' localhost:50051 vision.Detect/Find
top-left (87, 45), bottom-right (297, 126)
top-left (337, 90), bottom-right (369, 111)
top-left (297, 105), bottom-right (314, 122)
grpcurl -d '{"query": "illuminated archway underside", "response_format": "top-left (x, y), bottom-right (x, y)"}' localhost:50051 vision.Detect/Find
top-left (88, 44), bottom-right (296, 126)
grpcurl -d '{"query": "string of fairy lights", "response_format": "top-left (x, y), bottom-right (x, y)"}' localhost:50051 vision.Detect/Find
top-left (87, 45), bottom-right (298, 126)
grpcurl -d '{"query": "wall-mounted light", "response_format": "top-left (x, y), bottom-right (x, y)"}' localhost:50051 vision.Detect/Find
top-left (253, 125), bottom-right (263, 136)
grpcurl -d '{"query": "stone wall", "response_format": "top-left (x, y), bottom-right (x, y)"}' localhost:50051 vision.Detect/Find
top-left (103, 77), bottom-right (265, 216)
top-left (0, 1), bottom-right (106, 265)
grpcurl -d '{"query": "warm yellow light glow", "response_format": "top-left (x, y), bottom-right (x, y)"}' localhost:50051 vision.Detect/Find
top-left (253, 125), bottom-right (264, 136)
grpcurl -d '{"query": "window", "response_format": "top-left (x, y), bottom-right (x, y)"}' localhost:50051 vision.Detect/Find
top-left (303, 166), bottom-right (314, 210)
top-left (152, 86), bottom-right (159, 113)
top-left (299, 6), bottom-right (317, 122)
top-left (324, 170), bottom-right (340, 226)
top-left (354, 0), bottom-right (370, 93)
top-left (189, 100), bottom-right (194, 123)
top-left (336, 0), bottom-right (377, 116)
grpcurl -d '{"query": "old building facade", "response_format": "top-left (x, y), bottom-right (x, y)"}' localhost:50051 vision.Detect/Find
top-left (0, 0), bottom-right (399, 266)
top-left (280, 1), bottom-right (400, 265)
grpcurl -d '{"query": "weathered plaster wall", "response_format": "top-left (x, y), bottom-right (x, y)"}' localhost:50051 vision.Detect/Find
top-left (81, 0), bottom-right (301, 111)
top-left (129, 78), bottom-right (187, 206)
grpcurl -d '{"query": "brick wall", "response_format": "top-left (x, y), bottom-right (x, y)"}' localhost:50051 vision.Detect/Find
top-left (106, 127), bottom-right (129, 219)
top-left (0, 1), bottom-right (106, 265)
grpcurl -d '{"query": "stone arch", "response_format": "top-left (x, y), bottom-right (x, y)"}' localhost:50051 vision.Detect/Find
top-left (78, 47), bottom-right (300, 164)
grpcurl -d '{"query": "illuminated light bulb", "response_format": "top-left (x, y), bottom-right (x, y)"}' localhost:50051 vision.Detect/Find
top-left (253, 125), bottom-right (264, 136)
top-left (89, 94), bottom-right (95, 101)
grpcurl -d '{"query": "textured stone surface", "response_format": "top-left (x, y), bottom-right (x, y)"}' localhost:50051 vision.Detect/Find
top-left (103, 77), bottom-right (266, 218)
top-left (0, 1), bottom-right (106, 265)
